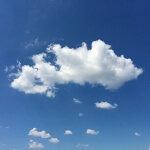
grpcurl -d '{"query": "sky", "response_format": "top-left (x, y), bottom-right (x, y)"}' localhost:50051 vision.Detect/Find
top-left (0, 0), bottom-right (150, 150)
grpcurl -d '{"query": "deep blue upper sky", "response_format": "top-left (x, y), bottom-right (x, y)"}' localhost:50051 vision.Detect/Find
top-left (0, 0), bottom-right (150, 150)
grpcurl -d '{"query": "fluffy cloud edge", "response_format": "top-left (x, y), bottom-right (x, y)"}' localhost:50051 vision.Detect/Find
top-left (73, 98), bottom-right (82, 104)
top-left (9, 39), bottom-right (143, 97)
top-left (28, 140), bottom-right (44, 149)
top-left (49, 138), bottom-right (59, 143)
top-left (95, 102), bottom-right (118, 109)
top-left (64, 130), bottom-right (73, 135)
top-left (135, 132), bottom-right (141, 136)
top-left (28, 128), bottom-right (50, 138)
top-left (86, 129), bottom-right (99, 135)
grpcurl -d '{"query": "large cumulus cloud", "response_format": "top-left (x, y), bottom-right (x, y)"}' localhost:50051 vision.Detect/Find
top-left (10, 39), bottom-right (143, 97)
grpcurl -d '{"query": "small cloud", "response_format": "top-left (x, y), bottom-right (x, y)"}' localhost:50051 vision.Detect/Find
top-left (135, 132), bottom-right (141, 136)
top-left (86, 129), bottom-right (99, 135)
top-left (82, 144), bottom-right (89, 147)
top-left (5, 126), bottom-right (9, 129)
top-left (16, 60), bottom-right (21, 69)
top-left (25, 37), bottom-right (47, 49)
top-left (28, 140), bottom-right (44, 149)
top-left (28, 128), bottom-right (50, 138)
top-left (25, 38), bottom-right (39, 49)
top-left (46, 43), bottom-right (54, 53)
top-left (64, 130), bottom-right (73, 135)
top-left (73, 98), bottom-right (82, 104)
top-left (78, 113), bottom-right (84, 117)
top-left (76, 144), bottom-right (89, 148)
top-left (49, 138), bottom-right (59, 143)
top-left (46, 90), bottom-right (56, 98)
top-left (4, 66), bottom-right (8, 72)
top-left (95, 102), bottom-right (118, 109)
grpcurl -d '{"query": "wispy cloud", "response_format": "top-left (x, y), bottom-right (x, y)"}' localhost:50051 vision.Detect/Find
top-left (2, 144), bottom-right (6, 147)
top-left (28, 140), bottom-right (44, 149)
top-left (86, 129), bottom-right (99, 135)
top-left (9, 40), bottom-right (143, 97)
top-left (49, 138), bottom-right (59, 143)
top-left (64, 130), bottom-right (73, 135)
top-left (4, 61), bottom-right (21, 74)
top-left (76, 144), bottom-right (89, 148)
top-left (95, 102), bottom-right (118, 109)
top-left (28, 128), bottom-right (50, 138)
top-left (0, 126), bottom-right (9, 129)
top-left (73, 98), bottom-right (82, 104)
top-left (4, 65), bottom-right (15, 72)
top-left (78, 113), bottom-right (84, 117)
top-left (16, 60), bottom-right (21, 69)
top-left (135, 132), bottom-right (141, 136)
top-left (25, 37), bottom-right (46, 49)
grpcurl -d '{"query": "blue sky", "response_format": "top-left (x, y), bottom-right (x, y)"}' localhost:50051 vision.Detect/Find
top-left (0, 0), bottom-right (150, 150)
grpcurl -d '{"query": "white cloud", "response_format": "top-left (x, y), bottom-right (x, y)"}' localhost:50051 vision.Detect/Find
top-left (28, 128), bottom-right (50, 138)
top-left (10, 40), bottom-right (143, 97)
top-left (78, 113), bottom-right (84, 117)
top-left (73, 98), bottom-right (82, 104)
top-left (49, 138), bottom-right (59, 143)
top-left (76, 144), bottom-right (89, 148)
top-left (135, 132), bottom-right (141, 136)
top-left (95, 102), bottom-right (118, 109)
top-left (86, 129), bottom-right (99, 135)
top-left (64, 130), bottom-right (73, 135)
top-left (28, 140), bottom-right (44, 149)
